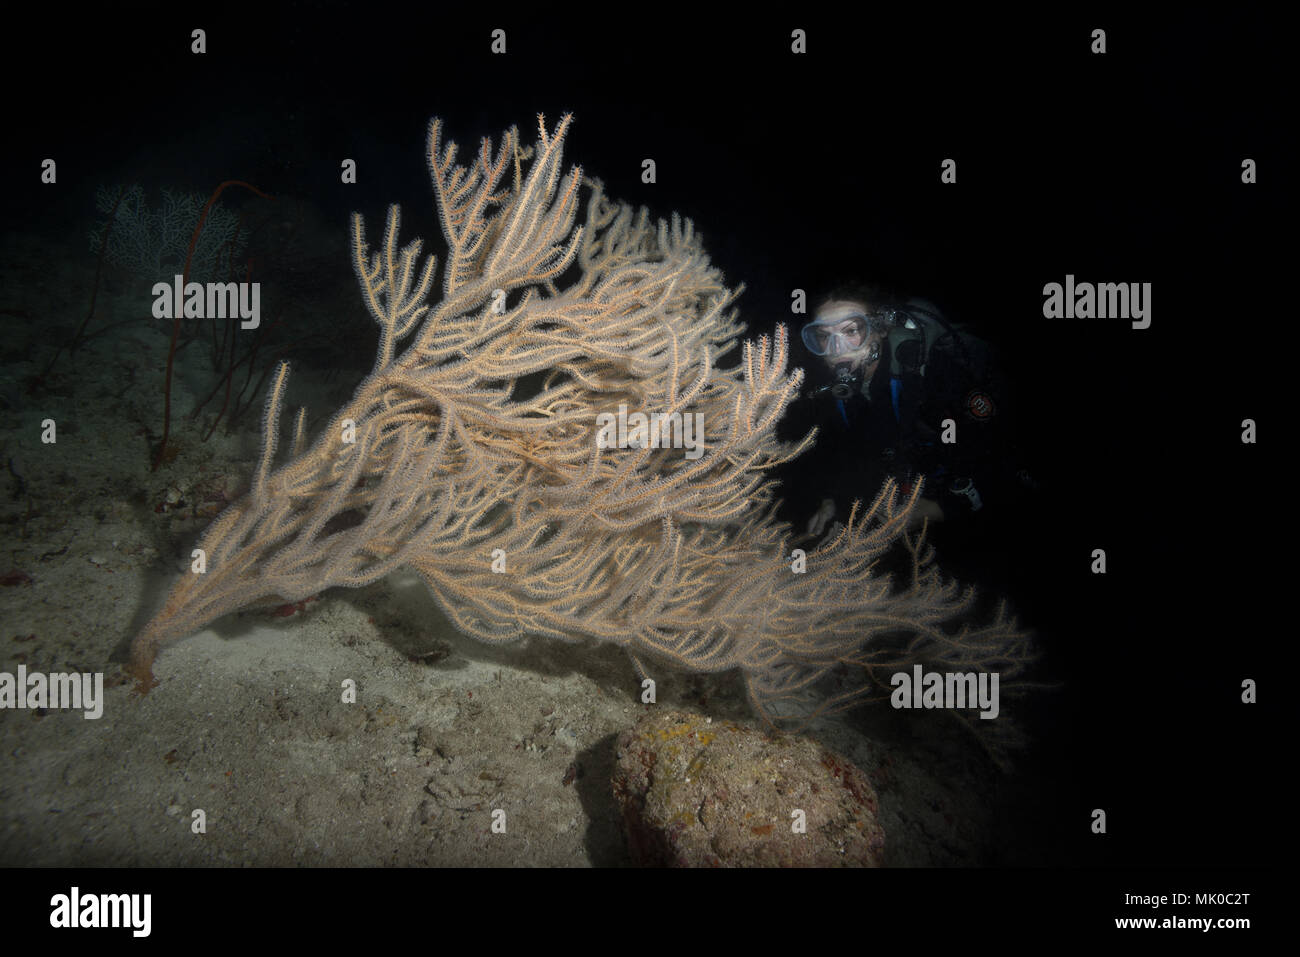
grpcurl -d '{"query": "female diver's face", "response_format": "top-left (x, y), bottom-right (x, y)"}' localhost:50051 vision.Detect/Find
top-left (814, 300), bottom-right (884, 381)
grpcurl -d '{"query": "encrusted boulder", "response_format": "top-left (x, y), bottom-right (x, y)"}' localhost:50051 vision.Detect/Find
top-left (612, 709), bottom-right (885, 866)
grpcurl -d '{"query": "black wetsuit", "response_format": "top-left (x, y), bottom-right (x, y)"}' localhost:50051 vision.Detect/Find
top-left (776, 331), bottom-right (1024, 545)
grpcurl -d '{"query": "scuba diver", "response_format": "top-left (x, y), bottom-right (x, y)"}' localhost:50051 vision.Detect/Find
top-left (779, 284), bottom-right (1030, 548)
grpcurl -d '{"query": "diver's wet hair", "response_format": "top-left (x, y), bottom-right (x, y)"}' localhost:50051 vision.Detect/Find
top-left (814, 281), bottom-right (899, 334)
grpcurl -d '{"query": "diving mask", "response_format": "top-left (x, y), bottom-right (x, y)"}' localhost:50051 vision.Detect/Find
top-left (801, 310), bottom-right (895, 358)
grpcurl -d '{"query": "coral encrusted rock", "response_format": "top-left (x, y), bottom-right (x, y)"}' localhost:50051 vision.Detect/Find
top-left (611, 709), bottom-right (885, 866)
